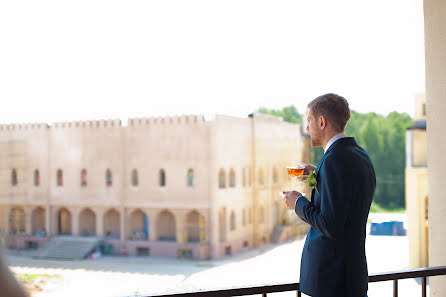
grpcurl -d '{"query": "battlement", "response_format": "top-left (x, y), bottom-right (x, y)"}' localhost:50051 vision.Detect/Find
top-left (250, 113), bottom-right (284, 123)
top-left (52, 119), bottom-right (122, 129)
top-left (0, 123), bottom-right (49, 131)
top-left (127, 115), bottom-right (205, 126)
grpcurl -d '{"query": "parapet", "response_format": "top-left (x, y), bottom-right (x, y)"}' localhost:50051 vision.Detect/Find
top-left (0, 123), bottom-right (49, 131)
top-left (127, 115), bottom-right (205, 126)
top-left (52, 119), bottom-right (122, 129)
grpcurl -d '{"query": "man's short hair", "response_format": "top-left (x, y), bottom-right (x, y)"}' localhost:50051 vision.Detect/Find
top-left (308, 93), bottom-right (351, 132)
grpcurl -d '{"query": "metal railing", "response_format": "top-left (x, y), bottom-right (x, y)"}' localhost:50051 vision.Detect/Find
top-left (148, 266), bottom-right (446, 297)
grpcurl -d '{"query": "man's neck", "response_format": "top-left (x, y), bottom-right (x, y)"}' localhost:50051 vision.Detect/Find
top-left (321, 131), bottom-right (342, 149)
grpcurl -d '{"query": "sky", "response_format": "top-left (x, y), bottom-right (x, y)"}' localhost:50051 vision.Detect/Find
top-left (0, 0), bottom-right (425, 125)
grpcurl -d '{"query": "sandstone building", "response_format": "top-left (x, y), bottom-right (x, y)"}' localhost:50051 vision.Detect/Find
top-left (405, 93), bottom-right (428, 268)
top-left (0, 113), bottom-right (309, 259)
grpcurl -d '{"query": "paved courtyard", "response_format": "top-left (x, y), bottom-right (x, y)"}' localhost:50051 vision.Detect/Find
top-left (5, 215), bottom-right (431, 297)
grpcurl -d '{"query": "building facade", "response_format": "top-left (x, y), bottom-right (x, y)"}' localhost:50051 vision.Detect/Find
top-left (405, 93), bottom-right (428, 268)
top-left (0, 112), bottom-right (309, 259)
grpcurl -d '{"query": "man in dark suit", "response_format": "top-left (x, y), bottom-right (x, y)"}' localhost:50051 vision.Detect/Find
top-left (283, 93), bottom-right (376, 297)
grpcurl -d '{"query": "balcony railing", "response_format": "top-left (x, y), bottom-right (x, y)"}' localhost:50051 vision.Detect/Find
top-left (148, 266), bottom-right (446, 297)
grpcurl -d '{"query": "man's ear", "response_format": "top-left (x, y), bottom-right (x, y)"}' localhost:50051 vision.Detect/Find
top-left (318, 115), bottom-right (327, 130)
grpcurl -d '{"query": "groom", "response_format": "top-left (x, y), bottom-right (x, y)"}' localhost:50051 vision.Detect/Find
top-left (283, 93), bottom-right (376, 297)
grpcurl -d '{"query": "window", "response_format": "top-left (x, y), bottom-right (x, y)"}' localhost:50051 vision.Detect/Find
top-left (131, 169), bottom-right (138, 187)
top-left (159, 169), bottom-right (166, 187)
top-left (229, 168), bottom-right (236, 188)
top-left (423, 103), bottom-right (427, 116)
top-left (34, 169), bottom-right (40, 187)
top-left (242, 209), bottom-right (246, 226)
top-left (230, 211), bottom-right (236, 231)
top-left (106, 169), bottom-right (112, 187)
top-left (273, 166), bottom-right (278, 184)
top-left (187, 169), bottom-right (194, 187)
top-left (259, 207), bottom-right (264, 223)
top-left (57, 169), bottom-right (63, 186)
top-left (248, 208), bottom-right (252, 224)
top-left (11, 169), bottom-right (17, 186)
top-left (218, 168), bottom-right (226, 188)
top-left (81, 169), bottom-right (87, 187)
top-left (258, 167), bottom-right (264, 186)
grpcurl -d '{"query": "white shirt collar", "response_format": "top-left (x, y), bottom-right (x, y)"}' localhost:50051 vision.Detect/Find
top-left (324, 132), bottom-right (346, 153)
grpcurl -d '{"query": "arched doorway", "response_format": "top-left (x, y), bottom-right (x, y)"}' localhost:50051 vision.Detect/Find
top-left (8, 207), bottom-right (25, 234)
top-left (79, 208), bottom-right (96, 236)
top-left (104, 209), bottom-right (120, 239)
top-left (186, 210), bottom-right (202, 243)
top-left (157, 210), bottom-right (175, 241)
top-left (58, 208), bottom-right (72, 235)
top-left (31, 207), bottom-right (46, 236)
top-left (129, 209), bottom-right (148, 240)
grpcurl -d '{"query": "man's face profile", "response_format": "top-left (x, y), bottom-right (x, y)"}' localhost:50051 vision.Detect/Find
top-left (306, 109), bottom-right (323, 147)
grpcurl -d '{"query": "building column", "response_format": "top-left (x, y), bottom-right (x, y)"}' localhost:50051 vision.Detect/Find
top-left (174, 210), bottom-right (188, 244)
top-left (425, 0), bottom-right (446, 295)
top-left (71, 207), bottom-right (80, 236)
top-left (146, 209), bottom-right (158, 241)
top-left (24, 207), bottom-right (32, 235)
top-left (95, 208), bottom-right (105, 237)
top-left (45, 205), bottom-right (51, 236)
top-left (120, 207), bottom-right (127, 241)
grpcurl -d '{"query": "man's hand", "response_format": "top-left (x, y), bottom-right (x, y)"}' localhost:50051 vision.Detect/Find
top-left (282, 190), bottom-right (302, 210)
top-left (296, 164), bottom-right (317, 181)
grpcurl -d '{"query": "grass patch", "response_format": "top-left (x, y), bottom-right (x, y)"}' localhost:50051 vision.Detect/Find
top-left (18, 274), bottom-right (60, 281)
top-left (370, 202), bottom-right (406, 213)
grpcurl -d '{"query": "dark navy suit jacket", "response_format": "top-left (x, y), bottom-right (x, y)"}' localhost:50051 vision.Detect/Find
top-left (295, 137), bottom-right (376, 297)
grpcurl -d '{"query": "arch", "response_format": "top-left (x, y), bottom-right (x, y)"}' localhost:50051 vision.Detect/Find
top-left (79, 208), bottom-right (96, 236)
top-left (187, 169), bottom-right (194, 187)
top-left (58, 208), bottom-right (71, 235)
top-left (159, 169), bottom-right (166, 186)
top-left (34, 169), bottom-right (40, 187)
top-left (186, 210), bottom-right (202, 242)
top-left (81, 169), bottom-right (87, 186)
top-left (229, 168), bottom-right (236, 188)
top-left (8, 207), bottom-right (25, 234)
top-left (131, 169), bottom-right (138, 186)
top-left (230, 210), bottom-right (236, 231)
top-left (104, 209), bottom-right (120, 239)
top-left (218, 168), bottom-right (226, 188)
top-left (57, 169), bottom-right (63, 186)
top-left (11, 168), bottom-right (18, 186)
top-left (157, 210), bottom-right (176, 241)
top-left (129, 209), bottom-right (148, 240)
top-left (31, 207), bottom-right (46, 235)
top-left (219, 207), bottom-right (227, 242)
top-left (106, 169), bottom-right (112, 187)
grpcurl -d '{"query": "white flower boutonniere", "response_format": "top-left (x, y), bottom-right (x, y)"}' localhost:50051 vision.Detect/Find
top-left (306, 170), bottom-right (318, 194)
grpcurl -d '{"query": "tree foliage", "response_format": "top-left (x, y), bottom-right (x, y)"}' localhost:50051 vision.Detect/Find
top-left (258, 106), bottom-right (413, 209)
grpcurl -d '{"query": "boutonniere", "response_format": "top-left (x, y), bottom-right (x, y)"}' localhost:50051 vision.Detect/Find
top-left (306, 170), bottom-right (318, 193)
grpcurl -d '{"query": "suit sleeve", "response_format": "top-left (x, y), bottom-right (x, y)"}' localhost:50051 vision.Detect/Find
top-left (295, 155), bottom-right (351, 239)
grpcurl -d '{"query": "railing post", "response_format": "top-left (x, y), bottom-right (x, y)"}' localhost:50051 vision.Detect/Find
top-left (393, 279), bottom-right (398, 297)
top-left (262, 294), bottom-right (267, 297)
top-left (422, 276), bottom-right (427, 297)
top-left (297, 290), bottom-right (301, 297)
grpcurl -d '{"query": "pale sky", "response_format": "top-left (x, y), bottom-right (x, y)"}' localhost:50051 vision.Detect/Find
top-left (0, 0), bottom-right (425, 125)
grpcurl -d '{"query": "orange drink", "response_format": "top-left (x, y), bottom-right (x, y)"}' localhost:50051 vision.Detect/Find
top-left (287, 166), bottom-right (305, 177)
